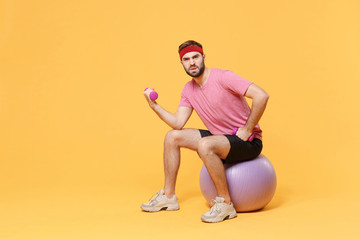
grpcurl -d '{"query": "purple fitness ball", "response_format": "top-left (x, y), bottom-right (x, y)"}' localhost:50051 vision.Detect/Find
top-left (199, 154), bottom-right (277, 212)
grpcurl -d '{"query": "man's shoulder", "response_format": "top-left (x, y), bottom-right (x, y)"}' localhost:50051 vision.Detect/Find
top-left (181, 79), bottom-right (195, 94)
top-left (211, 68), bottom-right (234, 76)
top-left (210, 68), bottom-right (237, 82)
top-left (183, 79), bottom-right (195, 87)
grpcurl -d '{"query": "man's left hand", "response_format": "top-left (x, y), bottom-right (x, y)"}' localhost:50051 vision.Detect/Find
top-left (235, 127), bottom-right (252, 141)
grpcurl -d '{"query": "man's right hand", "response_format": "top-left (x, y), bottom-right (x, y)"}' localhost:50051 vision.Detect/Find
top-left (144, 91), bottom-right (157, 109)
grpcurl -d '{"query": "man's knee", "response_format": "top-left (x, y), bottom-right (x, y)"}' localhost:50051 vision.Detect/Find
top-left (198, 138), bottom-right (215, 159)
top-left (165, 130), bottom-right (184, 146)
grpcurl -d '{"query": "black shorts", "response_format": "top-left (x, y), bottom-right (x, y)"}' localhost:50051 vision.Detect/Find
top-left (199, 129), bottom-right (263, 164)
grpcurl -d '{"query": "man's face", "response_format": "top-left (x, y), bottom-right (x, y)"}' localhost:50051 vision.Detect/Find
top-left (181, 52), bottom-right (205, 78)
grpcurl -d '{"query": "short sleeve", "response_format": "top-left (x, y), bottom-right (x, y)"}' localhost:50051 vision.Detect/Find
top-left (179, 82), bottom-right (193, 108)
top-left (220, 70), bottom-right (253, 96)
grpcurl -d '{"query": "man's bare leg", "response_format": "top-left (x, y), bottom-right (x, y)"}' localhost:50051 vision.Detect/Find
top-left (197, 135), bottom-right (232, 203)
top-left (163, 128), bottom-right (202, 197)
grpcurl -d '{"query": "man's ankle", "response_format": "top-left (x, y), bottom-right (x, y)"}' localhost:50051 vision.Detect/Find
top-left (164, 190), bottom-right (175, 198)
top-left (219, 196), bottom-right (231, 204)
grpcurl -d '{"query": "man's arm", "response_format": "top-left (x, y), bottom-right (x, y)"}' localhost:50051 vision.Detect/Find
top-left (145, 94), bottom-right (193, 130)
top-left (236, 83), bottom-right (269, 141)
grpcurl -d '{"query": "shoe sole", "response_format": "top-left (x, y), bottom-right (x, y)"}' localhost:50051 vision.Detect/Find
top-left (201, 211), bottom-right (237, 223)
top-left (141, 204), bottom-right (180, 212)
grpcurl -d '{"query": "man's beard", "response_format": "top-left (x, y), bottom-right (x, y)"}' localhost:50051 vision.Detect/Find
top-left (184, 61), bottom-right (205, 77)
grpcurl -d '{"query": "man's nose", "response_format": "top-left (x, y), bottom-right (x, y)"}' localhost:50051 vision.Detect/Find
top-left (190, 59), bottom-right (195, 65)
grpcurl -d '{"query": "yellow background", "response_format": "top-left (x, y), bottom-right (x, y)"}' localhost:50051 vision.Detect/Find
top-left (1, 0), bottom-right (359, 239)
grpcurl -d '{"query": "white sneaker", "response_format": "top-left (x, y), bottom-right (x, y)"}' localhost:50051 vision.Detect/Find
top-left (141, 190), bottom-right (180, 212)
top-left (201, 197), bottom-right (237, 223)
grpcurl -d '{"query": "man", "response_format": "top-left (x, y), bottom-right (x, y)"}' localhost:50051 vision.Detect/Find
top-left (141, 40), bottom-right (269, 223)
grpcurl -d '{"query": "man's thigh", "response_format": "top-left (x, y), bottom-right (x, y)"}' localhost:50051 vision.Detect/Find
top-left (198, 133), bottom-right (231, 160)
top-left (200, 130), bottom-right (263, 163)
top-left (168, 128), bottom-right (203, 151)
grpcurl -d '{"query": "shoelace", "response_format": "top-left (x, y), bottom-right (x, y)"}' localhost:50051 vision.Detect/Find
top-left (148, 191), bottom-right (161, 201)
top-left (209, 200), bottom-right (221, 214)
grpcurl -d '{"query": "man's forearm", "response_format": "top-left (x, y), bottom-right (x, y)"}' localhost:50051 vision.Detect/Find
top-left (151, 104), bottom-right (180, 129)
top-left (244, 93), bottom-right (269, 131)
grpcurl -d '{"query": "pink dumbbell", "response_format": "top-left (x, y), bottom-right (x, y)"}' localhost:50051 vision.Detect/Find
top-left (232, 127), bottom-right (254, 142)
top-left (144, 88), bottom-right (158, 101)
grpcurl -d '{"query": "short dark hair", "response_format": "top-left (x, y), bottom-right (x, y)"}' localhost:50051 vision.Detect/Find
top-left (178, 40), bottom-right (203, 53)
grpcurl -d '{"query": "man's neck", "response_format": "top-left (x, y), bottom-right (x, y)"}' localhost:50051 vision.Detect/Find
top-left (193, 67), bottom-right (210, 87)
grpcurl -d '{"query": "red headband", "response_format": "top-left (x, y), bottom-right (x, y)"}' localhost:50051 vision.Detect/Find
top-left (179, 46), bottom-right (204, 60)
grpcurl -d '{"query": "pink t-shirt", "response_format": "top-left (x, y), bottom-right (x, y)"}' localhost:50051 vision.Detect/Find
top-left (179, 68), bottom-right (262, 140)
